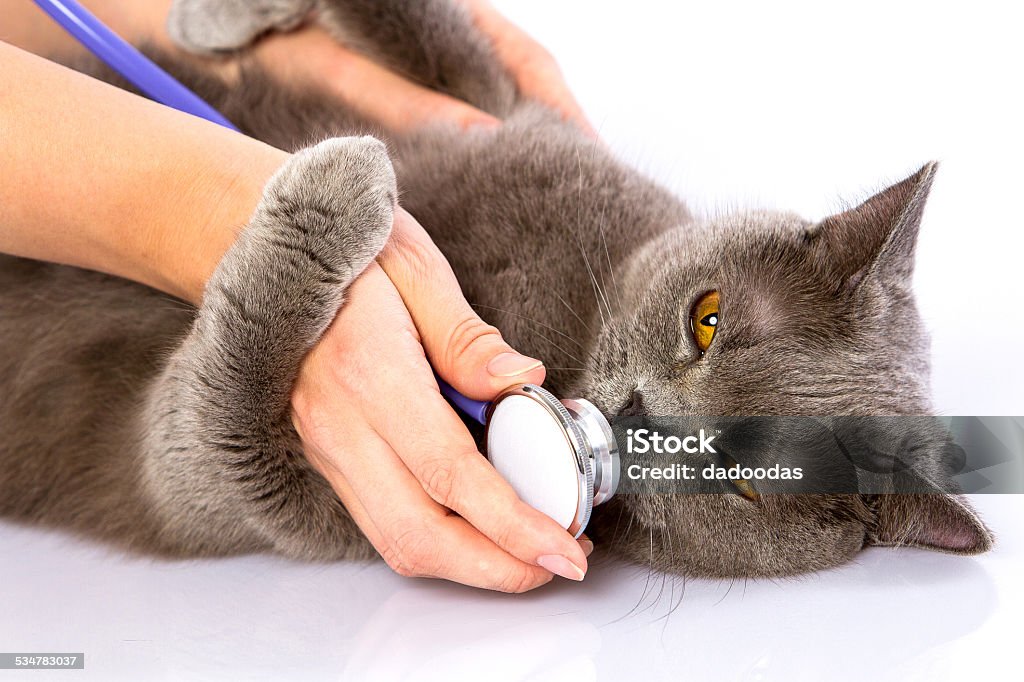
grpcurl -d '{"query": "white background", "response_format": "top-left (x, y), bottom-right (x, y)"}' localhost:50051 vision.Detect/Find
top-left (2, 1), bottom-right (1022, 680)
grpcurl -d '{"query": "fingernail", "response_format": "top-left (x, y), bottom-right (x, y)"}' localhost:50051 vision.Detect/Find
top-left (537, 554), bottom-right (586, 582)
top-left (487, 352), bottom-right (543, 377)
top-left (579, 537), bottom-right (594, 556)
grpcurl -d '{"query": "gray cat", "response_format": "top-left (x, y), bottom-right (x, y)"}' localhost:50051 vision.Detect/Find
top-left (0, 0), bottom-right (992, 581)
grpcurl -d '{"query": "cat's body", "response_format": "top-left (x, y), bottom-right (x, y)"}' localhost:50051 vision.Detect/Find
top-left (0, 0), bottom-right (991, 580)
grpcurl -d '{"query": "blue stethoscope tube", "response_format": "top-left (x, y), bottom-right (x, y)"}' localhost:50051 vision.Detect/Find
top-left (435, 378), bottom-right (490, 425)
top-left (33, 0), bottom-right (238, 131)
top-left (34, 0), bottom-right (493, 424)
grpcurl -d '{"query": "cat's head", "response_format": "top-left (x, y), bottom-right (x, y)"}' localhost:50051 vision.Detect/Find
top-left (582, 164), bottom-right (993, 576)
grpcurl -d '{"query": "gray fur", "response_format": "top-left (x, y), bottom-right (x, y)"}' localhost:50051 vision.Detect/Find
top-left (0, 0), bottom-right (991, 577)
top-left (139, 136), bottom-right (396, 559)
top-left (167, 0), bottom-right (314, 54)
top-left (168, 0), bottom-right (516, 115)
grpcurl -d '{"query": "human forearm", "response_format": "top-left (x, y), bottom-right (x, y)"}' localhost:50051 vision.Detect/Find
top-left (0, 0), bottom-right (227, 76)
top-left (0, 42), bottom-right (287, 303)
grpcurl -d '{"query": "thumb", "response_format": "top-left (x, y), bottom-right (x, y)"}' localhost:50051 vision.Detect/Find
top-left (377, 209), bottom-right (546, 400)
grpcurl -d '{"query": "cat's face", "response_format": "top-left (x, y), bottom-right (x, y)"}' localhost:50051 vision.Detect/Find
top-left (586, 209), bottom-right (931, 419)
top-left (580, 164), bottom-right (992, 576)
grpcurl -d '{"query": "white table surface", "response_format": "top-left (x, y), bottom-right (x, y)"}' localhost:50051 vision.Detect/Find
top-left (2, 494), bottom-right (1022, 681)
top-left (3, 1), bottom-right (1022, 680)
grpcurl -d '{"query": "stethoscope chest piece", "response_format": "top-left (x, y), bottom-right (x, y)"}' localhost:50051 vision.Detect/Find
top-left (485, 384), bottom-right (619, 538)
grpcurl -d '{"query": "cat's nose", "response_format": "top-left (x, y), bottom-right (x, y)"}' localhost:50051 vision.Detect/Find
top-left (617, 390), bottom-right (646, 418)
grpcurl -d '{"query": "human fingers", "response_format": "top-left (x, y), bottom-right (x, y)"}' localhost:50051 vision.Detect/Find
top-left (463, 0), bottom-right (597, 137)
top-left (291, 269), bottom-right (563, 590)
top-left (297, 408), bottom-right (556, 593)
top-left (318, 264), bottom-right (588, 580)
top-left (251, 24), bottom-right (500, 132)
top-left (373, 387), bottom-right (591, 581)
top-left (376, 208), bottom-right (546, 402)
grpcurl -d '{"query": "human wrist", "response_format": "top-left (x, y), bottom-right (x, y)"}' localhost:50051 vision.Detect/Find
top-left (155, 144), bottom-right (291, 305)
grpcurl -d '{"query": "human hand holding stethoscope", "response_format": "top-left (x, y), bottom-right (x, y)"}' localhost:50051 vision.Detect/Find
top-left (293, 210), bottom-right (594, 591)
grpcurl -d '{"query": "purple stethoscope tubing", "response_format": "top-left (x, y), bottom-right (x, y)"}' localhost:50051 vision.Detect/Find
top-left (435, 378), bottom-right (490, 425)
top-left (36, 0), bottom-right (492, 425)
top-left (32, 0), bottom-right (238, 131)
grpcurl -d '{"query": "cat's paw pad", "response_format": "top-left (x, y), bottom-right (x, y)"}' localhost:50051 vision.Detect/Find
top-left (167, 0), bottom-right (314, 54)
top-left (259, 136), bottom-right (397, 277)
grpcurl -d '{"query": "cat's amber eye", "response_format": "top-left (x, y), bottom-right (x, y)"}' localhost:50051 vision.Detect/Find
top-left (689, 290), bottom-right (720, 354)
top-left (731, 477), bottom-right (760, 503)
top-left (722, 453), bottom-right (760, 502)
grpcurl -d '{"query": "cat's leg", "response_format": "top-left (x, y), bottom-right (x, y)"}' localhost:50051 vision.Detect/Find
top-left (167, 0), bottom-right (518, 117)
top-left (139, 136), bottom-right (393, 560)
top-left (312, 0), bottom-right (517, 116)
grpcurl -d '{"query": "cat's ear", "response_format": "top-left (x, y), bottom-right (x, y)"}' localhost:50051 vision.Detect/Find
top-left (866, 494), bottom-right (993, 554)
top-left (809, 162), bottom-right (938, 290)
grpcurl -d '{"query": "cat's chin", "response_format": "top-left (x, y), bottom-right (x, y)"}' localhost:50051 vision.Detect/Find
top-left (591, 493), bottom-right (872, 578)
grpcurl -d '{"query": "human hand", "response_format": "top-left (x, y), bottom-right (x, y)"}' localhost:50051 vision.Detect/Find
top-left (461, 0), bottom-right (596, 136)
top-left (195, 1), bottom-right (596, 135)
top-left (4, 1), bottom-right (592, 134)
top-left (290, 209), bottom-right (593, 591)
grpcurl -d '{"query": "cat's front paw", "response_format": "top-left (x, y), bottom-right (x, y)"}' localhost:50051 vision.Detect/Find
top-left (140, 136), bottom-right (397, 557)
top-left (256, 135), bottom-right (397, 279)
top-left (194, 134), bottom-right (397, 414)
top-left (167, 0), bottom-right (314, 54)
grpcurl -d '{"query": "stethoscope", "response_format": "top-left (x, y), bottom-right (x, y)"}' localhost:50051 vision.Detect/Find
top-left (37, 0), bottom-right (621, 537)
top-left (440, 380), bottom-right (619, 537)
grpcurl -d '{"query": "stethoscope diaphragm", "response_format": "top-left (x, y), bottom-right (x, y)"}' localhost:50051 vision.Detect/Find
top-left (484, 384), bottom-right (619, 537)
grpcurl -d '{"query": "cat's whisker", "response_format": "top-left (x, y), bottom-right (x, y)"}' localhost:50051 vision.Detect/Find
top-left (654, 573), bottom-right (670, 621)
top-left (613, 579), bottom-right (652, 623)
top-left (573, 144), bottom-right (614, 325)
top-left (620, 501), bottom-right (637, 544)
top-left (574, 233), bottom-right (607, 327)
top-left (586, 132), bottom-right (622, 311)
top-left (539, 339), bottom-right (586, 367)
top-left (621, 525), bottom-right (657, 621)
top-left (585, 140), bottom-right (620, 316)
top-left (670, 573), bottom-right (689, 619)
top-left (660, 529), bottom-right (682, 626)
top-left (645, 572), bottom-right (662, 618)
top-left (659, 524), bottom-right (692, 622)
top-left (468, 302), bottom-right (586, 366)
top-left (596, 202), bottom-right (620, 311)
top-left (646, 526), bottom-right (656, 604)
top-left (607, 564), bottom-right (652, 624)
top-left (580, 240), bottom-right (614, 326)
top-left (649, 529), bottom-right (671, 614)
top-left (656, 575), bottom-right (681, 635)
top-left (470, 303), bottom-right (586, 350)
top-left (553, 292), bottom-right (592, 332)
top-left (714, 575), bottom-right (737, 607)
